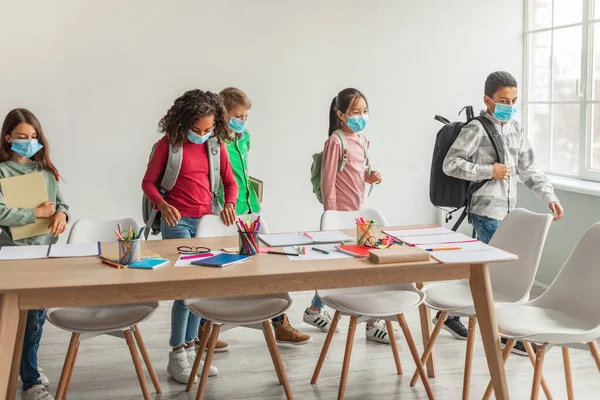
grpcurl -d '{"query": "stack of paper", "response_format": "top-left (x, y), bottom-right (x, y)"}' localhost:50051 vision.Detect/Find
top-left (389, 232), bottom-right (477, 246)
top-left (0, 242), bottom-right (101, 260)
top-left (414, 242), bottom-right (518, 264)
top-left (259, 231), bottom-right (355, 247)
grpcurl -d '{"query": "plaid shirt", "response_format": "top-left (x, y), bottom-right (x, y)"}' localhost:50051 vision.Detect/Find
top-left (443, 110), bottom-right (558, 221)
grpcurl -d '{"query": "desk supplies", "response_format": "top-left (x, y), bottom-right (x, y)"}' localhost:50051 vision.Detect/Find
top-left (356, 217), bottom-right (377, 246)
top-left (180, 253), bottom-right (214, 261)
top-left (259, 231), bottom-right (354, 247)
top-left (102, 259), bottom-right (126, 269)
top-left (368, 247), bottom-right (430, 264)
top-left (237, 217), bottom-right (260, 255)
top-left (191, 253), bottom-right (250, 268)
top-left (267, 251), bottom-right (299, 256)
top-left (129, 258), bottom-right (170, 269)
top-left (336, 244), bottom-right (372, 258)
top-left (312, 247), bottom-right (330, 255)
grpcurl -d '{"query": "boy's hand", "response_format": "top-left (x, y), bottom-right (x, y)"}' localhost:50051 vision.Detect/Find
top-left (49, 211), bottom-right (67, 237)
top-left (492, 163), bottom-right (511, 180)
top-left (35, 201), bottom-right (56, 218)
top-left (366, 170), bottom-right (382, 184)
top-left (221, 203), bottom-right (236, 226)
top-left (158, 200), bottom-right (181, 227)
top-left (549, 202), bottom-right (564, 221)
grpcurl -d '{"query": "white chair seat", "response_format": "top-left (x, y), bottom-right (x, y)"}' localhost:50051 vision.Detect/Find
top-left (185, 294), bottom-right (292, 325)
top-left (47, 302), bottom-right (159, 333)
top-left (496, 305), bottom-right (600, 344)
top-left (317, 285), bottom-right (425, 317)
top-left (424, 281), bottom-right (515, 316)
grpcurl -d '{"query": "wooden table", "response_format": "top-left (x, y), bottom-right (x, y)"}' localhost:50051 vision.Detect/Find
top-left (0, 230), bottom-right (511, 400)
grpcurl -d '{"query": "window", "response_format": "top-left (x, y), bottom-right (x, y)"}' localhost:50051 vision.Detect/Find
top-left (524, 0), bottom-right (600, 181)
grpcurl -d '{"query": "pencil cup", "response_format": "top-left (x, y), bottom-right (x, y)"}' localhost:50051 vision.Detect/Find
top-left (118, 239), bottom-right (141, 265)
top-left (356, 221), bottom-right (377, 246)
top-left (238, 231), bottom-right (259, 255)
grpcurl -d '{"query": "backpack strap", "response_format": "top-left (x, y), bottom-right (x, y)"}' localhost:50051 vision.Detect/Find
top-left (333, 130), bottom-right (349, 172)
top-left (359, 134), bottom-right (370, 170)
top-left (207, 136), bottom-right (222, 215)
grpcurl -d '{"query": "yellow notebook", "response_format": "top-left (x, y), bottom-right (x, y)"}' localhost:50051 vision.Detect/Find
top-left (0, 172), bottom-right (51, 240)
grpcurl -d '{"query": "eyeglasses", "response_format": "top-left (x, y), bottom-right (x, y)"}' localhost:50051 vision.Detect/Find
top-left (177, 246), bottom-right (211, 255)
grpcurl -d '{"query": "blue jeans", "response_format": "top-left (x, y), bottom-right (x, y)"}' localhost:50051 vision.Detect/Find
top-left (162, 217), bottom-right (203, 347)
top-left (21, 309), bottom-right (46, 390)
top-left (471, 214), bottom-right (501, 244)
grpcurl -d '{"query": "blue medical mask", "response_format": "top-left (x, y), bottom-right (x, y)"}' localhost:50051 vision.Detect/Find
top-left (11, 139), bottom-right (43, 158)
top-left (492, 102), bottom-right (517, 122)
top-left (345, 114), bottom-right (368, 133)
top-left (187, 130), bottom-right (213, 144)
top-left (228, 117), bottom-right (247, 135)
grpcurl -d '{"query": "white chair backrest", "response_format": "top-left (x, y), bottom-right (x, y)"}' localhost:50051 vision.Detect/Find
top-left (67, 218), bottom-right (140, 244)
top-left (487, 208), bottom-right (552, 302)
top-left (195, 214), bottom-right (268, 238)
top-left (320, 209), bottom-right (388, 231)
top-left (531, 222), bottom-right (600, 321)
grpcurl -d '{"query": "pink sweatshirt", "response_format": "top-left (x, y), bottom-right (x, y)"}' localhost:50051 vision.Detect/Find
top-left (321, 130), bottom-right (369, 211)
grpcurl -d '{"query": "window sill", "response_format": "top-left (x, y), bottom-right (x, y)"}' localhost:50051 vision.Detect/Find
top-left (545, 175), bottom-right (600, 197)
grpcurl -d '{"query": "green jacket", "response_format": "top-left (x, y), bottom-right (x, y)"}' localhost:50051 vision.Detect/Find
top-left (221, 130), bottom-right (260, 214)
top-left (0, 161), bottom-right (70, 246)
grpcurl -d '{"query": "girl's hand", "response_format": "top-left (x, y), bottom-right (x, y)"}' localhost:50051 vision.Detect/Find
top-left (158, 200), bottom-right (181, 227)
top-left (366, 170), bottom-right (382, 184)
top-left (48, 211), bottom-right (67, 237)
top-left (549, 202), bottom-right (564, 221)
top-left (221, 203), bottom-right (236, 226)
top-left (35, 201), bottom-right (56, 218)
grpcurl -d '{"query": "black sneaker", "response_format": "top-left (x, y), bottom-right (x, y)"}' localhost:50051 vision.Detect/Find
top-left (501, 337), bottom-right (535, 356)
top-left (433, 313), bottom-right (468, 340)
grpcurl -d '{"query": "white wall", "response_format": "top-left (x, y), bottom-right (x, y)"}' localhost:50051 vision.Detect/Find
top-left (0, 0), bottom-right (523, 235)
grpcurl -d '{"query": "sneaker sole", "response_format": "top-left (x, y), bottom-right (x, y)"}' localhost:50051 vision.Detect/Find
top-left (441, 325), bottom-right (468, 341)
top-left (276, 337), bottom-right (313, 346)
top-left (167, 368), bottom-right (199, 385)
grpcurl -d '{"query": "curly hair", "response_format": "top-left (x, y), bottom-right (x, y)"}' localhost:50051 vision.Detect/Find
top-left (158, 89), bottom-right (231, 146)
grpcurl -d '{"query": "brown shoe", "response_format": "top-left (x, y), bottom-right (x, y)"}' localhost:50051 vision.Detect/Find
top-left (272, 314), bottom-right (313, 345)
top-left (198, 323), bottom-right (230, 353)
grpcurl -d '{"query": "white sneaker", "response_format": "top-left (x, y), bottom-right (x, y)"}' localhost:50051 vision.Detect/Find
top-left (303, 307), bottom-right (340, 332)
top-left (167, 348), bottom-right (198, 384)
top-left (365, 319), bottom-right (400, 344)
top-left (22, 385), bottom-right (54, 400)
top-left (38, 367), bottom-right (49, 387)
top-left (186, 346), bottom-right (218, 377)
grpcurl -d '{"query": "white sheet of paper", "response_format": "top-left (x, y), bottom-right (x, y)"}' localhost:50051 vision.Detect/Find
top-left (48, 242), bottom-right (101, 258)
top-left (175, 252), bottom-right (221, 267)
top-left (430, 248), bottom-right (517, 264)
top-left (0, 245), bottom-right (49, 260)
top-left (258, 233), bottom-right (312, 247)
top-left (383, 227), bottom-right (452, 238)
top-left (415, 241), bottom-right (492, 251)
top-left (309, 231), bottom-right (356, 244)
top-left (395, 232), bottom-right (476, 245)
top-left (282, 245), bottom-right (353, 261)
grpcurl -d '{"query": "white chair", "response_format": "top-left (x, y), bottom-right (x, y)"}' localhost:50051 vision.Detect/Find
top-left (47, 218), bottom-right (161, 400)
top-left (411, 209), bottom-right (553, 399)
top-left (184, 214), bottom-right (294, 400)
top-left (311, 209), bottom-right (433, 400)
top-left (486, 222), bottom-right (600, 400)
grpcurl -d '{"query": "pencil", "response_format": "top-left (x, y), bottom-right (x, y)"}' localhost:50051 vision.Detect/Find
top-left (312, 247), bottom-right (330, 255)
top-left (425, 247), bottom-right (462, 252)
top-left (267, 251), bottom-right (299, 256)
top-left (102, 259), bottom-right (126, 269)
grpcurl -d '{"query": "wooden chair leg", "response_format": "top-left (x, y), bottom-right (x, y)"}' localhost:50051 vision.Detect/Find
top-left (524, 342), bottom-right (553, 400)
top-left (397, 314), bottom-right (435, 400)
top-left (482, 338), bottom-right (514, 400)
top-left (55, 333), bottom-right (80, 400)
top-left (63, 339), bottom-right (80, 399)
top-left (338, 316), bottom-right (358, 400)
top-left (262, 321), bottom-right (294, 400)
top-left (562, 347), bottom-right (574, 400)
top-left (197, 324), bottom-right (220, 400)
top-left (531, 345), bottom-right (546, 400)
top-left (312, 310), bottom-right (340, 384)
top-left (462, 317), bottom-right (477, 400)
top-left (124, 329), bottom-right (151, 400)
top-left (588, 341), bottom-right (600, 372)
top-left (410, 311), bottom-right (447, 386)
top-left (386, 320), bottom-right (403, 375)
top-left (133, 325), bottom-right (162, 394)
top-left (8, 311), bottom-right (27, 400)
top-left (262, 322), bottom-right (283, 385)
top-left (187, 321), bottom-right (212, 392)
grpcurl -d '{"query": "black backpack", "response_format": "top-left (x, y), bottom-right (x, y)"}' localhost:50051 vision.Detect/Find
top-left (429, 106), bottom-right (506, 231)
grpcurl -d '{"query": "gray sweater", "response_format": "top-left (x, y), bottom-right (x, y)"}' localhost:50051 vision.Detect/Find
top-left (0, 161), bottom-right (70, 246)
top-left (443, 111), bottom-right (558, 221)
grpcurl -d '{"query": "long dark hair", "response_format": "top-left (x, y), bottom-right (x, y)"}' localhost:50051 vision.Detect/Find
top-left (0, 108), bottom-right (61, 180)
top-left (159, 89), bottom-right (230, 146)
top-left (328, 88), bottom-right (369, 136)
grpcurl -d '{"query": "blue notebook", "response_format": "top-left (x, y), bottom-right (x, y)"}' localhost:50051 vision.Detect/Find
top-left (191, 253), bottom-right (251, 268)
top-left (129, 258), bottom-right (170, 270)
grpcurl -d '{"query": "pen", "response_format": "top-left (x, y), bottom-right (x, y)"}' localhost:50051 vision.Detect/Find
top-left (312, 247), bottom-right (330, 255)
top-left (102, 259), bottom-right (126, 269)
top-left (425, 247), bottom-right (462, 252)
top-left (267, 251), bottom-right (299, 256)
top-left (303, 232), bottom-right (314, 240)
top-left (181, 253), bottom-right (214, 261)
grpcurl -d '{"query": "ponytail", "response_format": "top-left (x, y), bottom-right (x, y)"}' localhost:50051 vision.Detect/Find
top-left (327, 88), bottom-right (368, 137)
top-left (328, 97), bottom-right (338, 136)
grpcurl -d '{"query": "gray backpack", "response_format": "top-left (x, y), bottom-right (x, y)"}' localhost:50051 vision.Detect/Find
top-left (142, 137), bottom-right (222, 239)
top-left (311, 130), bottom-right (370, 203)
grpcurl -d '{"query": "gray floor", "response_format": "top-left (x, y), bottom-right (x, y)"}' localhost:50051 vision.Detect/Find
top-left (18, 288), bottom-right (600, 399)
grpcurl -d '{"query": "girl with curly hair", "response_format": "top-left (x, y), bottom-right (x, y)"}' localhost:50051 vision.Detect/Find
top-left (141, 89), bottom-right (238, 384)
